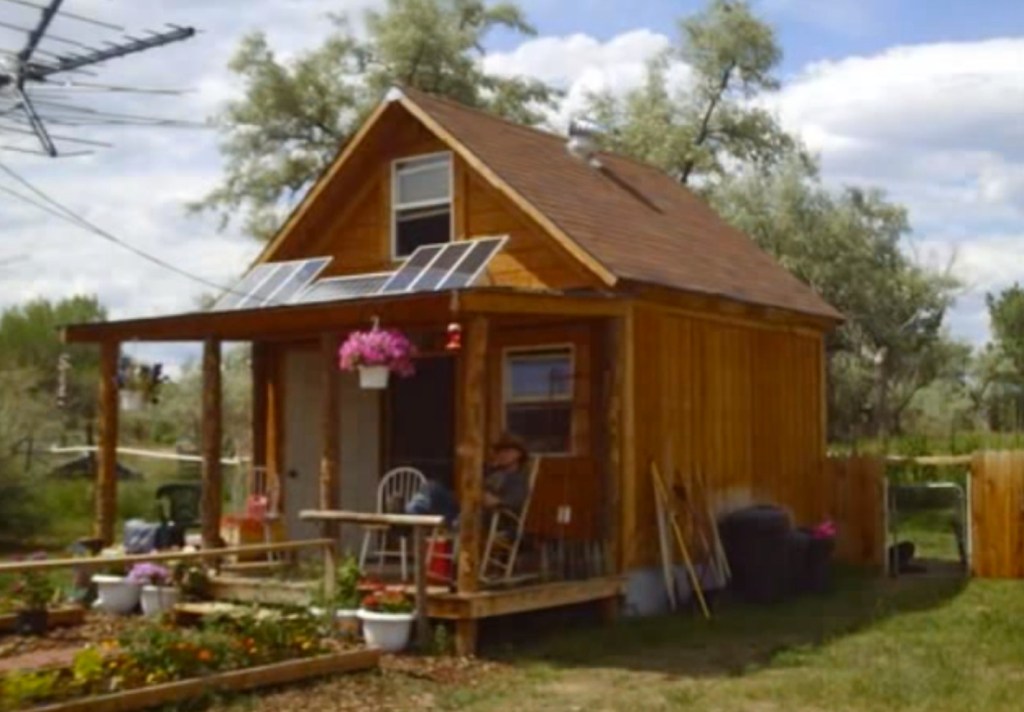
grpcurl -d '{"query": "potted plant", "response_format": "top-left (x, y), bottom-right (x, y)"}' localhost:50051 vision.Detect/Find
top-left (92, 566), bottom-right (141, 615)
top-left (357, 586), bottom-right (415, 652)
top-left (10, 556), bottom-right (56, 635)
top-left (338, 325), bottom-right (416, 389)
top-left (128, 563), bottom-right (179, 616)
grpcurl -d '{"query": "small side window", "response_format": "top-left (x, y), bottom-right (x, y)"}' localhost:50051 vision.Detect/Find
top-left (504, 347), bottom-right (574, 455)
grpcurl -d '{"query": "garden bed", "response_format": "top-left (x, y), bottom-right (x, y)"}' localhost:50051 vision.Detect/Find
top-left (1, 604), bottom-right (371, 711)
top-left (28, 649), bottom-right (380, 712)
top-left (0, 608), bottom-right (85, 635)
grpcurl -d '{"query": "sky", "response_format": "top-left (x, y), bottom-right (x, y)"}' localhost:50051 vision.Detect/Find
top-left (0, 0), bottom-right (1022, 368)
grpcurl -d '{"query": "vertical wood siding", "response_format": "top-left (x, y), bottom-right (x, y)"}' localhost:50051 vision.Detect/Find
top-left (971, 450), bottom-right (1024, 578)
top-left (625, 305), bottom-right (827, 569)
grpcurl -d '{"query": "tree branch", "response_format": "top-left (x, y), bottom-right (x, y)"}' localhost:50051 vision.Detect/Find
top-left (679, 61), bottom-right (735, 185)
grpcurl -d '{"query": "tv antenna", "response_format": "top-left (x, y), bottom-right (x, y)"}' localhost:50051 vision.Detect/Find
top-left (0, 0), bottom-right (197, 157)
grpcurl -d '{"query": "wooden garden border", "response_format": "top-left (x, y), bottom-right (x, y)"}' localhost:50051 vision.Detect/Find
top-left (28, 648), bottom-right (380, 712)
top-left (0, 606), bottom-right (84, 634)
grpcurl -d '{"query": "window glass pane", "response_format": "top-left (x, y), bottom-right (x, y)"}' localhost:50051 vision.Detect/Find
top-left (508, 351), bottom-right (572, 400)
top-left (395, 207), bottom-right (451, 257)
top-left (507, 404), bottom-right (572, 455)
top-left (395, 156), bottom-right (450, 205)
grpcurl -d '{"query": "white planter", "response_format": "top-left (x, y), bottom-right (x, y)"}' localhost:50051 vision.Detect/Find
top-left (311, 607), bottom-right (362, 637)
top-left (357, 609), bottom-right (414, 652)
top-left (119, 390), bottom-right (145, 411)
top-left (140, 585), bottom-right (180, 617)
top-left (92, 575), bottom-right (141, 615)
top-left (358, 365), bottom-right (390, 389)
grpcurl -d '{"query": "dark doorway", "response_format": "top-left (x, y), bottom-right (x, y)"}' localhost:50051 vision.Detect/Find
top-left (385, 356), bottom-right (456, 485)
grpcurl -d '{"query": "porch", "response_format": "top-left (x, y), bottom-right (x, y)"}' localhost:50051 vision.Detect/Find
top-left (63, 287), bottom-right (630, 653)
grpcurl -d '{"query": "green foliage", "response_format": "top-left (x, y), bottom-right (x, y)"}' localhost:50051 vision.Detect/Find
top-left (9, 568), bottom-right (57, 611)
top-left (197, 0), bottom-right (555, 240)
top-left (1, 669), bottom-right (59, 711)
top-left (586, 0), bottom-right (799, 185)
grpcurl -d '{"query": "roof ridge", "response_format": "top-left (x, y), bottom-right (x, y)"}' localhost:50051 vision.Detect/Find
top-left (399, 85), bottom-right (572, 145)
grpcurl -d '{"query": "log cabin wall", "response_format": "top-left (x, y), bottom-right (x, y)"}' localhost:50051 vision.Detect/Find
top-left (272, 107), bottom-right (599, 292)
top-left (624, 303), bottom-right (828, 570)
top-left (487, 321), bottom-right (602, 542)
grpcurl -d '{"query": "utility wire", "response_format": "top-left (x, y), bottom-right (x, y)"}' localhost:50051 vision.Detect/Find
top-left (0, 0), bottom-right (124, 31)
top-left (0, 159), bottom-right (242, 296)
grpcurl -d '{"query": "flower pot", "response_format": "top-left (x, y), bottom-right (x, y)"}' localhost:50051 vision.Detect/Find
top-left (119, 389), bottom-right (145, 411)
top-left (140, 585), bottom-right (179, 617)
top-left (15, 609), bottom-right (47, 636)
top-left (358, 365), bottom-right (390, 389)
top-left (335, 608), bottom-right (361, 639)
top-left (92, 574), bottom-right (141, 615)
top-left (357, 609), bottom-right (414, 652)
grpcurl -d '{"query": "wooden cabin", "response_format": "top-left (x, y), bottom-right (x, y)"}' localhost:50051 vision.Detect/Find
top-left (65, 86), bottom-right (841, 652)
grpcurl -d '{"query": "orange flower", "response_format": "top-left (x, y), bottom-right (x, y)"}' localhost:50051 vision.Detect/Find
top-left (196, 649), bottom-right (213, 662)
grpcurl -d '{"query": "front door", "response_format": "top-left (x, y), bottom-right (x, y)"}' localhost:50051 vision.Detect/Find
top-left (386, 356), bottom-right (456, 485)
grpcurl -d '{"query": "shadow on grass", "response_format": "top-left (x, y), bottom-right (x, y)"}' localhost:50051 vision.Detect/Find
top-left (479, 568), bottom-right (967, 678)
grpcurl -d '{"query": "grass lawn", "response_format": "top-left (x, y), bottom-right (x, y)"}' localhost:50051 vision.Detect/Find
top-left (218, 572), bottom-right (1024, 711)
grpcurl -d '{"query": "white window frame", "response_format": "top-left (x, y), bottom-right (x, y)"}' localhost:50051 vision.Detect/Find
top-left (391, 151), bottom-right (454, 260)
top-left (502, 344), bottom-right (576, 456)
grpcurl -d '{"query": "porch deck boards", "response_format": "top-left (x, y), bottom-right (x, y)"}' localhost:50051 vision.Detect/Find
top-left (206, 574), bottom-right (624, 622)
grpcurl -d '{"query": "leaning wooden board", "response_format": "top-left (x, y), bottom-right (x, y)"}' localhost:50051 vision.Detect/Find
top-left (28, 649), bottom-right (380, 712)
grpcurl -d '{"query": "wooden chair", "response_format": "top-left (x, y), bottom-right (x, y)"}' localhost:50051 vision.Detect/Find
top-left (480, 456), bottom-right (542, 585)
top-left (358, 466), bottom-right (426, 581)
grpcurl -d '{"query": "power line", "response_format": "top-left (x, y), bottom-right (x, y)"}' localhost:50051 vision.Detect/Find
top-left (0, 159), bottom-right (240, 296)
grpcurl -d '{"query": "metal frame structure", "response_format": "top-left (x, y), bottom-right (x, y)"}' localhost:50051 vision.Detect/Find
top-left (0, 0), bottom-right (196, 156)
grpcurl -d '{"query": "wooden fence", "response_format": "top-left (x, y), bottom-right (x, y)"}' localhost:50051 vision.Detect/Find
top-left (970, 450), bottom-right (1024, 579)
top-left (822, 455), bottom-right (886, 569)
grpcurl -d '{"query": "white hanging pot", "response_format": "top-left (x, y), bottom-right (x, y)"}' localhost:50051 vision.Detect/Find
top-left (140, 585), bottom-right (180, 617)
top-left (357, 609), bottom-right (413, 652)
top-left (358, 365), bottom-right (390, 389)
top-left (92, 574), bottom-right (141, 615)
top-left (119, 390), bottom-right (144, 412)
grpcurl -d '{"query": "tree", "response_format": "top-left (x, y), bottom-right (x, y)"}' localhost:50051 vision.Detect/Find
top-left (585, 0), bottom-right (799, 186)
top-left (713, 160), bottom-right (961, 441)
top-left (986, 284), bottom-right (1024, 378)
top-left (196, 0), bottom-right (554, 240)
top-left (0, 296), bottom-right (106, 445)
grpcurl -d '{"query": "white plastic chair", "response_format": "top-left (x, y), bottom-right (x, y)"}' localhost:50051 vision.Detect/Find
top-left (358, 466), bottom-right (426, 581)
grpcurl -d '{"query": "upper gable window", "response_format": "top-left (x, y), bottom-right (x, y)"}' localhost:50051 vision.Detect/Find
top-left (392, 152), bottom-right (452, 259)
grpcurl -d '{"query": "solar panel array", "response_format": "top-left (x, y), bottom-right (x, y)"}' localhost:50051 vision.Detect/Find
top-left (212, 257), bottom-right (331, 311)
top-left (209, 236), bottom-right (507, 312)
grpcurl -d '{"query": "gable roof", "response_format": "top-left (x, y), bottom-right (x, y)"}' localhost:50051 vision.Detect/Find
top-left (261, 86), bottom-right (842, 322)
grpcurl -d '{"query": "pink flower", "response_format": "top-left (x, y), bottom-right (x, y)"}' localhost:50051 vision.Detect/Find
top-left (338, 328), bottom-right (417, 377)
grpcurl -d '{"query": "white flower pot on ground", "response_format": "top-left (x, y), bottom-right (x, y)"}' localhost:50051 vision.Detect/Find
top-left (357, 610), bottom-right (413, 652)
top-left (140, 585), bottom-right (179, 616)
top-left (311, 607), bottom-right (362, 638)
top-left (358, 365), bottom-right (390, 389)
top-left (92, 575), bottom-right (141, 615)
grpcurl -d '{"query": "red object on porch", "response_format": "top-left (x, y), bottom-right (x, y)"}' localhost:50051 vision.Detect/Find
top-left (427, 536), bottom-right (453, 582)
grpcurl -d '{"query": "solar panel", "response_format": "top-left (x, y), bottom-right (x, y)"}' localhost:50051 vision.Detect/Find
top-left (408, 241), bottom-right (473, 292)
top-left (211, 263), bottom-right (277, 311)
top-left (266, 257), bottom-right (331, 304)
top-left (236, 262), bottom-right (301, 309)
top-left (294, 274), bottom-right (390, 304)
top-left (437, 237), bottom-right (506, 290)
top-left (209, 257), bottom-right (332, 311)
top-left (379, 244), bottom-right (445, 294)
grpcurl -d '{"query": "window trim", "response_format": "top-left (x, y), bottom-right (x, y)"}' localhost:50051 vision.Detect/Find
top-left (502, 344), bottom-right (576, 456)
top-left (390, 151), bottom-right (454, 260)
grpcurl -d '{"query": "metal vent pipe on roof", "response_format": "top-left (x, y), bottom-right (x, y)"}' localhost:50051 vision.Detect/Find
top-left (567, 117), bottom-right (603, 167)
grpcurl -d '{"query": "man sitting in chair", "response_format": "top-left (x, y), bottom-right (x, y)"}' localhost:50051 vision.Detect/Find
top-left (405, 433), bottom-right (530, 529)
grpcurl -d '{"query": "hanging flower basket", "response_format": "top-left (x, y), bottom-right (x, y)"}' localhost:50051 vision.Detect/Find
top-left (338, 326), bottom-right (416, 390)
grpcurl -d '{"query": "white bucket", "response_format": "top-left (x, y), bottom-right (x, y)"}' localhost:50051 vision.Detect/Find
top-left (357, 609), bottom-right (413, 652)
top-left (358, 365), bottom-right (390, 389)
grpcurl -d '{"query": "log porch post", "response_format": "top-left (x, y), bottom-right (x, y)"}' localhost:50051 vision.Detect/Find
top-left (95, 340), bottom-right (120, 545)
top-left (251, 342), bottom-right (269, 476)
top-left (319, 333), bottom-right (340, 538)
top-left (201, 338), bottom-right (224, 548)
top-left (454, 316), bottom-right (488, 654)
